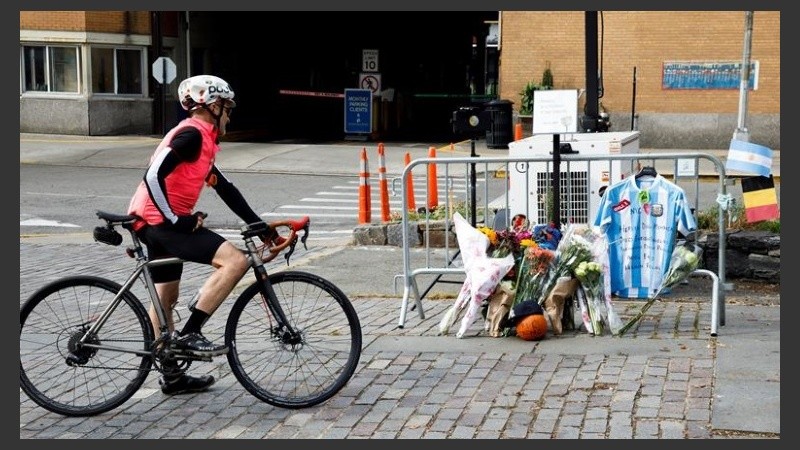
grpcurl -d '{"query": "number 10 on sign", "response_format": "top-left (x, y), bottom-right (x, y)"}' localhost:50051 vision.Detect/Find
top-left (362, 49), bottom-right (378, 72)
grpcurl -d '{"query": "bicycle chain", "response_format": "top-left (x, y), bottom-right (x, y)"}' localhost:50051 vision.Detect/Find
top-left (65, 336), bottom-right (194, 375)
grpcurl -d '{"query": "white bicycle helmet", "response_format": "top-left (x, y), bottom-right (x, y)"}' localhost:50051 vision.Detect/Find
top-left (178, 75), bottom-right (235, 111)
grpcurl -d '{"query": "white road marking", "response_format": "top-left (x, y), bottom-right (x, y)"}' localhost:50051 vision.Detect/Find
top-left (20, 219), bottom-right (81, 228)
top-left (299, 197), bottom-right (404, 205)
top-left (23, 192), bottom-right (130, 199)
top-left (260, 211), bottom-right (354, 218)
top-left (279, 205), bottom-right (360, 211)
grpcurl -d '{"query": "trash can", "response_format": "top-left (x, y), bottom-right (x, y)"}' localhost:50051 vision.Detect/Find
top-left (484, 99), bottom-right (514, 149)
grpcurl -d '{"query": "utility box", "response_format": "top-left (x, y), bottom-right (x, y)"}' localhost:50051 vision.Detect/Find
top-left (507, 131), bottom-right (640, 224)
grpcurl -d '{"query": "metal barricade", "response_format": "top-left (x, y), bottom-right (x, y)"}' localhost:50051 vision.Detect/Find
top-left (395, 152), bottom-right (730, 336)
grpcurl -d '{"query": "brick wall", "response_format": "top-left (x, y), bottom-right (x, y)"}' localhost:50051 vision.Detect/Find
top-left (499, 11), bottom-right (780, 116)
top-left (20, 11), bottom-right (150, 35)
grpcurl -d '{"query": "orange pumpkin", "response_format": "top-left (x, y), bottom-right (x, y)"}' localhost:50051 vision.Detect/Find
top-left (516, 314), bottom-right (548, 341)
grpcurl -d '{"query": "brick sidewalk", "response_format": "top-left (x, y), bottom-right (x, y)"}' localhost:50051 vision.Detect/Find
top-left (20, 240), bottom-right (779, 439)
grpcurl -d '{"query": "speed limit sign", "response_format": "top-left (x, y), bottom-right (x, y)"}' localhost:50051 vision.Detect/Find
top-left (362, 49), bottom-right (379, 72)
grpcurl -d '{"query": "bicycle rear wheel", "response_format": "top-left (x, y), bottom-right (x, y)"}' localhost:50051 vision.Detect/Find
top-left (225, 271), bottom-right (362, 409)
top-left (20, 276), bottom-right (154, 417)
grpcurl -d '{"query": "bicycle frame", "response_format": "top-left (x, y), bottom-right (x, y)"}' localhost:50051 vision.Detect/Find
top-left (72, 228), bottom-right (178, 358)
top-left (74, 219), bottom-right (299, 362)
top-left (23, 211), bottom-right (360, 416)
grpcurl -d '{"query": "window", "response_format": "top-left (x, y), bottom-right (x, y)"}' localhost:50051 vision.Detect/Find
top-left (21, 45), bottom-right (80, 93)
top-left (91, 47), bottom-right (143, 95)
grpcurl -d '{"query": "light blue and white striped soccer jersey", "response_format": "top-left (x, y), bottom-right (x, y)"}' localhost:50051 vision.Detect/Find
top-left (593, 174), bottom-right (696, 299)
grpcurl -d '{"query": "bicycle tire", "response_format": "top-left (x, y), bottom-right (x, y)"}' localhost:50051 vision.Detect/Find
top-left (20, 276), bottom-right (155, 417)
top-left (225, 271), bottom-right (362, 409)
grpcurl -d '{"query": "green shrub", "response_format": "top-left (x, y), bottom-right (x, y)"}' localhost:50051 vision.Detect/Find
top-left (388, 202), bottom-right (485, 223)
top-left (696, 203), bottom-right (780, 233)
top-left (519, 65), bottom-right (555, 116)
top-left (519, 82), bottom-right (550, 116)
top-left (541, 64), bottom-right (554, 89)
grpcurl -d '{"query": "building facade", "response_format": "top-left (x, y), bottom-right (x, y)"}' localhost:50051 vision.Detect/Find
top-left (498, 11), bottom-right (780, 149)
top-left (20, 11), bottom-right (780, 149)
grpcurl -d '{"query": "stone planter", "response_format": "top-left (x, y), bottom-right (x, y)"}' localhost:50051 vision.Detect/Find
top-left (698, 230), bottom-right (780, 282)
top-left (419, 220), bottom-right (456, 247)
top-left (353, 220), bottom-right (455, 248)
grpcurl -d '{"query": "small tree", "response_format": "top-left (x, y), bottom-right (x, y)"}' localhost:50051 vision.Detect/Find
top-left (541, 62), bottom-right (554, 89)
top-left (519, 65), bottom-right (554, 116)
top-left (518, 81), bottom-right (539, 115)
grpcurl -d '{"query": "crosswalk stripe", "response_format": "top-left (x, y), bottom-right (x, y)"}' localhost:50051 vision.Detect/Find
top-left (279, 205), bottom-right (360, 210)
top-left (299, 197), bottom-right (404, 205)
top-left (260, 211), bottom-right (354, 218)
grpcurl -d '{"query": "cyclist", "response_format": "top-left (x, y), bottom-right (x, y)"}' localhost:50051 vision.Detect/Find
top-left (127, 74), bottom-right (278, 395)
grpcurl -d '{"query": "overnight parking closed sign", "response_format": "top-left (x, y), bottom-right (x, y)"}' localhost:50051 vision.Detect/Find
top-left (344, 89), bottom-right (372, 134)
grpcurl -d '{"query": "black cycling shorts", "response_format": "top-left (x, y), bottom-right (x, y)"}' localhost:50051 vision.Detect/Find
top-left (137, 225), bottom-right (227, 283)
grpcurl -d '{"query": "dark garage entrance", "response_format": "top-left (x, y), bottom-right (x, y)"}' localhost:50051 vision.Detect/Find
top-left (186, 11), bottom-right (499, 143)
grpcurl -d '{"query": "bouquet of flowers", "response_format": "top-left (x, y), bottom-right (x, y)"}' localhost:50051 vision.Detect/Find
top-left (572, 226), bottom-right (623, 336)
top-left (439, 213), bottom-right (516, 338)
top-left (574, 260), bottom-right (605, 334)
top-left (541, 225), bottom-right (594, 302)
top-left (477, 215), bottom-right (535, 282)
top-left (512, 245), bottom-right (556, 309)
top-left (617, 244), bottom-right (703, 336)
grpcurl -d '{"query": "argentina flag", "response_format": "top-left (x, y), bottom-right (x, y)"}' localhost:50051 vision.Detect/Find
top-left (726, 139), bottom-right (773, 177)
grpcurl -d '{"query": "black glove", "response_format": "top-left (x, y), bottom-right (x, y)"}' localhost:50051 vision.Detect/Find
top-left (252, 221), bottom-right (284, 246)
top-left (171, 211), bottom-right (206, 233)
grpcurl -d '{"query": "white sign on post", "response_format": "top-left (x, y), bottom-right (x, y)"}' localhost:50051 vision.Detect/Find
top-left (359, 73), bottom-right (381, 95)
top-left (532, 89), bottom-right (578, 134)
top-left (362, 49), bottom-right (379, 72)
top-left (152, 56), bottom-right (176, 84)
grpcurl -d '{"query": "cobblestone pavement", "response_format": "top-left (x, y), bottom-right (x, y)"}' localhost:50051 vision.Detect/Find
top-left (19, 239), bottom-right (779, 439)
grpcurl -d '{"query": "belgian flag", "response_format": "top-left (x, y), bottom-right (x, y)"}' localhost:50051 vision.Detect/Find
top-left (741, 175), bottom-right (780, 223)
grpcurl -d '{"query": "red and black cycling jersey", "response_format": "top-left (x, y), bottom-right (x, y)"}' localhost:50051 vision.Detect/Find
top-left (128, 117), bottom-right (260, 230)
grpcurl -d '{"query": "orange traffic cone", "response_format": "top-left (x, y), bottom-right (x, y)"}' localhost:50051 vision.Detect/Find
top-left (427, 146), bottom-right (439, 210)
top-left (377, 143), bottom-right (390, 222)
top-left (404, 152), bottom-right (416, 211)
top-left (514, 123), bottom-right (523, 141)
top-left (358, 148), bottom-right (371, 224)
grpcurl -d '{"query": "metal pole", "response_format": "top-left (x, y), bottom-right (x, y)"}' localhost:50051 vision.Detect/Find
top-left (733, 11), bottom-right (754, 142)
top-left (184, 11), bottom-right (191, 77)
top-left (552, 134), bottom-right (561, 227)
top-left (470, 138), bottom-right (477, 227)
top-left (150, 12), bottom-right (160, 134)
top-left (161, 57), bottom-right (167, 134)
top-left (630, 66), bottom-right (637, 131)
top-left (581, 11), bottom-right (600, 131)
top-left (151, 11), bottom-right (164, 135)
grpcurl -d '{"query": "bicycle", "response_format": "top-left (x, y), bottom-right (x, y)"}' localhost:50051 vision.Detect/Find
top-left (20, 210), bottom-right (362, 417)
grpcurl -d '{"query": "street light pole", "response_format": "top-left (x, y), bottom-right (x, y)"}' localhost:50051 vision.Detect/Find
top-left (733, 11), bottom-right (754, 143)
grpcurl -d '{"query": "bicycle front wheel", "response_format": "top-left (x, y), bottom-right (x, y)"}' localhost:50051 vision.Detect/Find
top-left (20, 276), bottom-right (154, 417)
top-left (225, 271), bottom-right (362, 409)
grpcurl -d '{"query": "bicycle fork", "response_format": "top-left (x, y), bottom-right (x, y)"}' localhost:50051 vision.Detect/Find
top-left (244, 239), bottom-right (303, 348)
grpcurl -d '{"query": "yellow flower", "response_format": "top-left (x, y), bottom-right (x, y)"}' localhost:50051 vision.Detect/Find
top-left (477, 227), bottom-right (497, 245)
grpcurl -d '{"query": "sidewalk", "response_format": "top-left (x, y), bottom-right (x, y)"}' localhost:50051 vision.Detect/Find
top-left (19, 133), bottom-right (780, 439)
top-left (19, 133), bottom-right (780, 180)
top-left (19, 242), bottom-right (780, 439)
